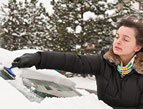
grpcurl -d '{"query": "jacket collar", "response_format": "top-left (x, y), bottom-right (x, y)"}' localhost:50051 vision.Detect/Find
top-left (103, 46), bottom-right (143, 74)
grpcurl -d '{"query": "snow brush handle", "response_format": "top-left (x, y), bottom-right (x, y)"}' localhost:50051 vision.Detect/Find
top-left (9, 66), bottom-right (16, 69)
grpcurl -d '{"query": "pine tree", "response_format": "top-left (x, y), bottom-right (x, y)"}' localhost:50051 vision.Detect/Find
top-left (0, 0), bottom-right (140, 53)
top-left (0, 0), bottom-right (49, 50)
top-left (47, 0), bottom-right (138, 54)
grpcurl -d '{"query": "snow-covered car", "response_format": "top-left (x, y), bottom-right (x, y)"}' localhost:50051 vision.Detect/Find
top-left (0, 48), bottom-right (112, 109)
top-left (0, 48), bottom-right (82, 101)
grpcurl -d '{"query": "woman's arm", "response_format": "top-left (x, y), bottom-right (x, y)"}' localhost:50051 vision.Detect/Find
top-left (37, 51), bottom-right (102, 75)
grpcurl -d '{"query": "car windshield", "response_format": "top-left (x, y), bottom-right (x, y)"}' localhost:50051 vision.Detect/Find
top-left (21, 78), bottom-right (81, 102)
top-left (0, 70), bottom-right (81, 103)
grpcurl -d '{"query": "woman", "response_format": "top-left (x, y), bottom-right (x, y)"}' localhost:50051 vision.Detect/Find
top-left (12, 16), bottom-right (143, 109)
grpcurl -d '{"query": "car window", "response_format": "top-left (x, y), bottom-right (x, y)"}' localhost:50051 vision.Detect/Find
top-left (22, 78), bottom-right (81, 102)
top-left (0, 70), bottom-right (81, 103)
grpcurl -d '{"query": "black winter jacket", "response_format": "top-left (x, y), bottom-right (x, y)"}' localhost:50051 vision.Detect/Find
top-left (36, 47), bottom-right (143, 109)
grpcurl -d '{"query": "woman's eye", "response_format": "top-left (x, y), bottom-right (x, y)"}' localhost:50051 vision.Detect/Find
top-left (124, 38), bottom-right (129, 42)
top-left (115, 36), bottom-right (119, 39)
top-left (115, 34), bottom-right (119, 39)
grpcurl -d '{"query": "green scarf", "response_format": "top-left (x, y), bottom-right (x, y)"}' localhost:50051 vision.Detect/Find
top-left (117, 56), bottom-right (135, 78)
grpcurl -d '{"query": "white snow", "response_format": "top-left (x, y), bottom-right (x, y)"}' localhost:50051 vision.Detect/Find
top-left (0, 77), bottom-right (39, 109)
top-left (75, 25), bottom-right (82, 33)
top-left (38, 0), bottom-right (54, 16)
top-left (0, 48), bottom-right (112, 109)
top-left (105, 9), bottom-right (116, 16)
top-left (0, 0), bottom-right (55, 16)
top-left (75, 45), bottom-right (81, 49)
top-left (21, 68), bottom-right (76, 89)
top-left (40, 94), bottom-right (112, 109)
top-left (83, 11), bottom-right (97, 21)
top-left (107, 0), bottom-right (118, 3)
top-left (69, 76), bottom-right (97, 92)
top-left (66, 27), bottom-right (74, 33)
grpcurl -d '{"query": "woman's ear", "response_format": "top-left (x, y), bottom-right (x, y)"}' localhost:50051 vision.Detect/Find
top-left (135, 45), bottom-right (142, 52)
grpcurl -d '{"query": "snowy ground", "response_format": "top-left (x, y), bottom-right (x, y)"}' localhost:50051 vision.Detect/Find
top-left (0, 48), bottom-right (112, 109)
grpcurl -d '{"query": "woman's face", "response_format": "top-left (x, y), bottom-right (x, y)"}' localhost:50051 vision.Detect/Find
top-left (113, 26), bottom-right (141, 57)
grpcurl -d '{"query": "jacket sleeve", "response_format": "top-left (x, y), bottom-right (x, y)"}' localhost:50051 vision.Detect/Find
top-left (36, 51), bottom-right (102, 76)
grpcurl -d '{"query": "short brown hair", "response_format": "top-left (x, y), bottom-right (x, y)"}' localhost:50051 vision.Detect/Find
top-left (117, 15), bottom-right (143, 48)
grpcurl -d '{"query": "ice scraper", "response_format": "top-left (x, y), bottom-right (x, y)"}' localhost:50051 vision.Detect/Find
top-left (0, 66), bottom-right (16, 80)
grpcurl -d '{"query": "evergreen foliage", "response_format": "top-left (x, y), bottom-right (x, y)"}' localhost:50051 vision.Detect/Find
top-left (0, 0), bottom-right (49, 50)
top-left (0, 0), bottom-right (140, 54)
top-left (47, 0), bottom-right (138, 54)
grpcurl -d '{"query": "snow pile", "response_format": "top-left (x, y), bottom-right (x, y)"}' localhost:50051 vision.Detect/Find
top-left (21, 68), bottom-right (76, 88)
top-left (0, 77), bottom-right (39, 109)
top-left (83, 11), bottom-right (97, 21)
top-left (0, 76), bottom-right (112, 109)
top-left (69, 76), bottom-right (97, 92)
top-left (41, 94), bottom-right (112, 109)
top-left (0, 48), bottom-right (13, 67)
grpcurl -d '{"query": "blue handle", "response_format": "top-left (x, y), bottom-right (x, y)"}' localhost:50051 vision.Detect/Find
top-left (4, 66), bottom-right (16, 77)
top-left (10, 66), bottom-right (16, 69)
